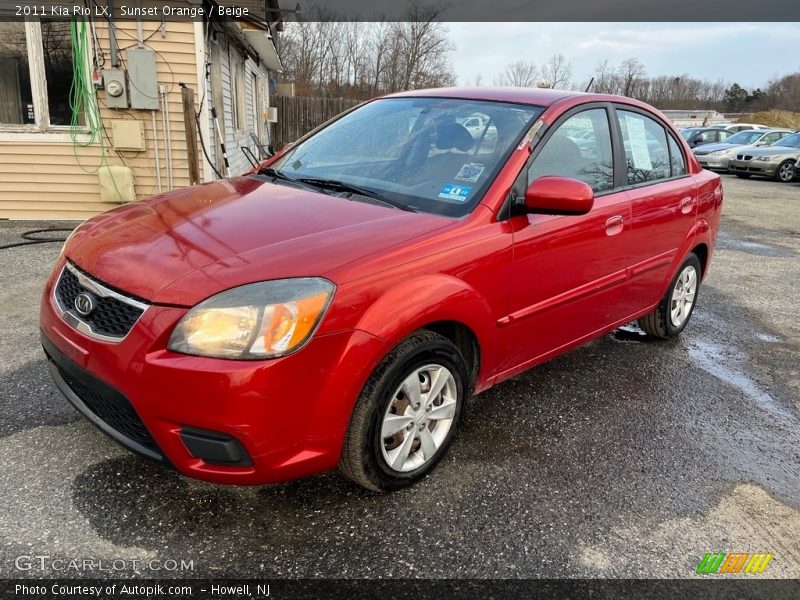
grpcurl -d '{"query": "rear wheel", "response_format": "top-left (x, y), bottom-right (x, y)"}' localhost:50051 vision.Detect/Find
top-left (775, 160), bottom-right (796, 183)
top-left (638, 253), bottom-right (701, 339)
top-left (339, 331), bottom-right (467, 492)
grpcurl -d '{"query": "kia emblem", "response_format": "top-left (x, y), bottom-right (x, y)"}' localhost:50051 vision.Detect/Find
top-left (74, 292), bottom-right (96, 316)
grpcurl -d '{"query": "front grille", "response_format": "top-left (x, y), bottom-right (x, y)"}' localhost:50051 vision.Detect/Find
top-left (57, 365), bottom-right (158, 452)
top-left (55, 265), bottom-right (145, 339)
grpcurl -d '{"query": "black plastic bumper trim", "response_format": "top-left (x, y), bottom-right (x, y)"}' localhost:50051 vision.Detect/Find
top-left (41, 331), bottom-right (168, 465)
top-left (180, 426), bottom-right (253, 466)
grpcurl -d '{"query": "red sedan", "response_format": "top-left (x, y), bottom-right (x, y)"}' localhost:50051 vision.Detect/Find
top-left (41, 88), bottom-right (722, 491)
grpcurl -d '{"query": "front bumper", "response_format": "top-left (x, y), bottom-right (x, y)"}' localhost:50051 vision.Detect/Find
top-left (695, 154), bottom-right (731, 170)
top-left (728, 158), bottom-right (781, 177)
top-left (40, 259), bottom-right (387, 485)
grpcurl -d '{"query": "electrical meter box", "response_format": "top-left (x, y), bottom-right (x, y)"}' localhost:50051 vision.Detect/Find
top-left (110, 119), bottom-right (146, 151)
top-left (126, 48), bottom-right (159, 110)
top-left (102, 68), bottom-right (128, 108)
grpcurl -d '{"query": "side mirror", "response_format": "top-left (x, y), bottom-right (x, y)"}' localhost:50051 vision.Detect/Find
top-left (523, 176), bottom-right (594, 215)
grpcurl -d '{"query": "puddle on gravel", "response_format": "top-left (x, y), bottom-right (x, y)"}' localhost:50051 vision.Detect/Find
top-left (756, 332), bottom-right (783, 343)
top-left (715, 234), bottom-right (794, 257)
top-left (687, 339), bottom-right (795, 420)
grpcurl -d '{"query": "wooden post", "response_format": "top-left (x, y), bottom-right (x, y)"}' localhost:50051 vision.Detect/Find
top-left (181, 85), bottom-right (200, 185)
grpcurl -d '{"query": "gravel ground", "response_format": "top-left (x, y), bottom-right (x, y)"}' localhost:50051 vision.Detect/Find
top-left (0, 175), bottom-right (798, 580)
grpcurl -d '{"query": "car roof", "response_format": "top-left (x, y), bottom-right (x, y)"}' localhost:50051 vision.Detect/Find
top-left (382, 87), bottom-right (665, 111)
top-left (384, 87), bottom-right (584, 106)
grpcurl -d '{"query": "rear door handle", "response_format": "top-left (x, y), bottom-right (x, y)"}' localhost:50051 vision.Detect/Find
top-left (605, 215), bottom-right (624, 236)
top-left (680, 196), bottom-right (695, 214)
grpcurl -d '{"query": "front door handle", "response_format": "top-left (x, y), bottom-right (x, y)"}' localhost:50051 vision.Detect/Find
top-left (680, 196), bottom-right (695, 214)
top-left (605, 215), bottom-right (624, 236)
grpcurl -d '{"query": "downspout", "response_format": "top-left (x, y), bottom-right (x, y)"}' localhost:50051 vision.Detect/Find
top-left (151, 110), bottom-right (162, 192)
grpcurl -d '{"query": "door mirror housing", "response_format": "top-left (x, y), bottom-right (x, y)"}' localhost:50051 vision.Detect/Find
top-left (522, 176), bottom-right (594, 215)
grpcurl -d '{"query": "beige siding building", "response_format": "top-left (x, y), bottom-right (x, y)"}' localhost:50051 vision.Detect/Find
top-left (0, 4), bottom-right (281, 220)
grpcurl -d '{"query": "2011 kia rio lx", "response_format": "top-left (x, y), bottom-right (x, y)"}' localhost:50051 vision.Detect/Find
top-left (41, 88), bottom-right (722, 491)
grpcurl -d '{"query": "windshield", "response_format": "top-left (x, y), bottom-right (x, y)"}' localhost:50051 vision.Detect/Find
top-left (725, 130), bottom-right (764, 145)
top-left (270, 97), bottom-right (543, 217)
top-left (773, 133), bottom-right (800, 148)
top-left (680, 129), bottom-right (699, 140)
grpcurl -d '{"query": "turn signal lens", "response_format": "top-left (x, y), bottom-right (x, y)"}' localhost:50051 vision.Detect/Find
top-left (168, 279), bottom-right (335, 359)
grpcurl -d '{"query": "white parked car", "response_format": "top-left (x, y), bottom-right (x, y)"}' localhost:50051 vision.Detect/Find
top-left (708, 123), bottom-right (770, 133)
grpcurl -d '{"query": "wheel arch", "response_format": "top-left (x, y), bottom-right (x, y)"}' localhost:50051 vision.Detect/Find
top-left (691, 242), bottom-right (709, 277)
top-left (354, 274), bottom-right (496, 392)
top-left (419, 320), bottom-right (480, 394)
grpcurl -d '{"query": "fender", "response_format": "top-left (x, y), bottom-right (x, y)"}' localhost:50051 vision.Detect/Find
top-left (355, 274), bottom-right (498, 388)
top-left (656, 218), bottom-right (711, 298)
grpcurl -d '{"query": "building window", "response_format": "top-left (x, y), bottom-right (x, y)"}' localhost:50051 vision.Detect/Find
top-left (0, 20), bottom-right (85, 131)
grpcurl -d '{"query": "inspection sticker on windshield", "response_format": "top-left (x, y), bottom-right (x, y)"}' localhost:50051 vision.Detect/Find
top-left (455, 163), bottom-right (485, 183)
top-left (438, 184), bottom-right (472, 202)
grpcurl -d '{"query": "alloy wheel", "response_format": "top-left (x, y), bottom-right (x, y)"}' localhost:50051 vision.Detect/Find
top-left (670, 265), bottom-right (698, 327)
top-left (380, 364), bottom-right (457, 472)
top-left (778, 162), bottom-right (794, 182)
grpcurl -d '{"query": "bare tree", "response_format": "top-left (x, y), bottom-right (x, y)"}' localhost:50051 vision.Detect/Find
top-left (494, 60), bottom-right (538, 87)
top-left (765, 72), bottom-right (800, 111)
top-left (591, 60), bottom-right (620, 94)
top-left (279, 3), bottom-right (455, 98)
top-left (540, 54), bottom-right (573, 89)
top-left (619, 58), bottom-right (646, 98)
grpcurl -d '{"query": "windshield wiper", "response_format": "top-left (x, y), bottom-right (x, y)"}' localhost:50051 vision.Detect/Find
top-left (258, 166), bottom-right (296, 182)
top-left (257, 167), bottom-right (329, 194)
top-left (295, 177), bottom-right (416, 212)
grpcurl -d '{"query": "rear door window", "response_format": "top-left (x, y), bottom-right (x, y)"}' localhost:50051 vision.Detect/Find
top-left (616, 110), bottom-right (671, 184)
top-left (762, 132), bottom-right (784, 144)
top-left (667, 135), bottom-right (687, 177)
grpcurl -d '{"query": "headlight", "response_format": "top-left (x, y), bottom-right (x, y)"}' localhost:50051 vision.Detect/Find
top-left (168, 278), bottom-right (335, 359)
top-left (707, 149), bottom-right (733, 156)
top-left (756, 155), bottom-right (779, 161)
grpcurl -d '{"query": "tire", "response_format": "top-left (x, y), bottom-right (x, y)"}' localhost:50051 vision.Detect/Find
top-left (735, 173), bottom-right (751, 179)
top-left (774, 160), bottom-right (796, 183)
top-left (638, 253), bottom-right (702, 339)
top-left (339, 330), bottom-right (468, 492)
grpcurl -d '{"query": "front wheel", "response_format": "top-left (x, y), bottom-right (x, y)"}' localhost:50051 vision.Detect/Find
top-left (339, 331), bottom-right (467, 492)
top-left (638, 253), bottom-right (701, 339)
top-left (775, 160), bottom-right (796, 183)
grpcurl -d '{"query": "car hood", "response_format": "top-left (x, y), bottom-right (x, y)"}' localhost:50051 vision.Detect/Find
top-left (694, 142), bottom-right (748, 155)
top-left (739, 145), bottom-right (800, 158)
top-left (67, 177), bottom-right (452, 306)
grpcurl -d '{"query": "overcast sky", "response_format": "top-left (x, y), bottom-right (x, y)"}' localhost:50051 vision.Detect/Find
top-left (447, 22), bottom-right (800, 89)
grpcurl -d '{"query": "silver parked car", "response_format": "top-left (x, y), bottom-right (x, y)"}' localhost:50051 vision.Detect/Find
top-left (728, 132), bottom-right (800, 182)
top-left (693, 129), bottom-right (793, 171)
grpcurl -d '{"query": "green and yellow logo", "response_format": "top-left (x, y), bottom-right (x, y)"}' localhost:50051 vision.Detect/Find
top-left (696, 552), bottom-right (773, 575)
